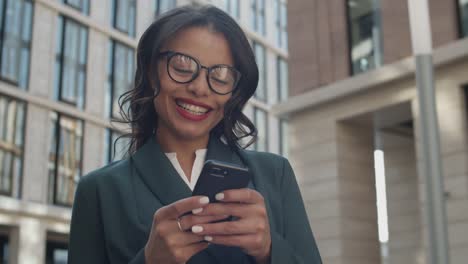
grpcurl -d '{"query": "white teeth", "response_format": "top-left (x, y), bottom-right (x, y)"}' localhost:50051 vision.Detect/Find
top-left (176, 101), bottom-right (210, 115)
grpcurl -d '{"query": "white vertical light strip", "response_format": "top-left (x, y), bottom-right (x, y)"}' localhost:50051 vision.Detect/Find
top-left (374, 149), bottom-right (389, 243)
top-left (407, 0), bottom-right (433, 54)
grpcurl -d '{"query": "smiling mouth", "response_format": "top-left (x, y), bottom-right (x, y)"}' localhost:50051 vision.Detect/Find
top-left (175, 100), bottom-right (212, 116)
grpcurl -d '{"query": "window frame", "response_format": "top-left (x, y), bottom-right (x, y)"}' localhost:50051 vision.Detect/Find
top-left (0, 94), bottom-right (26, 197)
top-left (276, 56), bottom-right (288, 102)
top-left (457, 0), bottom-right (468, 38)
top-left (253, 107), bottom-right (268, 152)
top-left (49, 112), bottom-right (84, 207)
top-left (54, 16), bottom-right (88, 109)
top-left (155, 0), bottom-right (176, 17)
top-left (251, 0), bottom-right (266, 35)
top-left (111, 0), bottom-right (136, 37)
top-left (107, 40), bottom-right (135, 119)
top-left (279, 119), bottom-right (288, 157)
top-left (253, 41), bottom-right (267, 102)
top-left (0, 0), bottom-right (34, 89)
top-left (45, 239), bottom-right (68, 263)
top-left (61, 0), bottom-right (90, 15)
top-left (345, 0), bottom-right (383, 75)
top-left (104, 129), bottom-right (130, 164)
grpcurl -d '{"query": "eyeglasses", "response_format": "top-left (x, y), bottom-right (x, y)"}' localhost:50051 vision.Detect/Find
top-left (159, 51), bottom-right (241, 95)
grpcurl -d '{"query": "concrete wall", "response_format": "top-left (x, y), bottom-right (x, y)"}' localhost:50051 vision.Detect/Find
top-left (289, 56), bottom-right (468, 263)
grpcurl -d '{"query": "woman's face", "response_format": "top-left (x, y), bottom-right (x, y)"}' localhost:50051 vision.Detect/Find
top-left (153, 26), bottom-right (234, 142)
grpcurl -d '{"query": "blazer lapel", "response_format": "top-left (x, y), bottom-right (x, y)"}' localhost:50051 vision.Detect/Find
top-left (131, 136), bottom-right (192, 206)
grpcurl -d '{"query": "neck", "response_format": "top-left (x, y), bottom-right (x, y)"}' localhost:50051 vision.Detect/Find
top-left (156, 130), bottom-right (209, 155)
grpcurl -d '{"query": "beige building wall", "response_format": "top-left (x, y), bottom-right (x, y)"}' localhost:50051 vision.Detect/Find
top-left (283, 52), bottom-right (468, 263)
top-left (380, 131), bottom-right (424, 264)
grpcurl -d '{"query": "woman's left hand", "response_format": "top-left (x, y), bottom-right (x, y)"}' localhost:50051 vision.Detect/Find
top-left (190, 189), bottom-right (271, 263)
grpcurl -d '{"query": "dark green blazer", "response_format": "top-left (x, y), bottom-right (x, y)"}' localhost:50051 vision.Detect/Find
top-left (68, 136), bottom-right (322, 264)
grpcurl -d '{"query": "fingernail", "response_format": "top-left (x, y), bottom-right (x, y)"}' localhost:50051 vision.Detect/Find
top-left (215, 193), bottom-right (224, 201)
top-left (192, 208), bottom-right (203, 214)
top-left (199, 196), bottom-right (209, 204)
top-left (192, 225), bottom-right (203, 233)
top-left (204, 236), bottom-right (213, 242)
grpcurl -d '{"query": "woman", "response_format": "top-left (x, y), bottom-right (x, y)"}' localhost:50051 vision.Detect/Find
top-left (68, 5), bottom-right (322, 264)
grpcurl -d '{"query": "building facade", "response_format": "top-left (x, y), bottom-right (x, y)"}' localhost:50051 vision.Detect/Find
top-left (0, 0), bottom-right (289, 263)
top-left (276, 0), bottom-right (468, 263)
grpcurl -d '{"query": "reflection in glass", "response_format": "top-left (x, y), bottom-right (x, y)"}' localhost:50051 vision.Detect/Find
top-left (274, 0), bottom-right (288, 49)
top-left (48, 113), bottom-right (83, 206)
top-left (112, 0), bottom-right (136, 36)
top-left (104, 129), bottom-right (131, 164)
top-left (107, 41), bottom-right (135, 118)
top-left (54, 17), bottom-right (88, 109)
top-left (253, 107), bottom-right (268, 152)
top-left (460, 0), bottom-right (468, 37)
top-left (251, 0), bottom-right (265, 35)
top-left (46, 241), bottom-right (68, 264)
top-left (221, 0), bottom-right (240, 18)
top-left (253, 42), bottom-right (267, 102)
top-left (0, 235), bottom-right (8, 264)
top-left (279, 120), bottom-right (288, 157)
top-left (61, 0), bottom-right (89, 14)
top-left (277, 57), bottom-right (288, 102)
top-left (0, 0), bottom-right (33, 89)
top-left (155, 0), bottom-right (175, 16)
top-left (347, 0), bottom-right (382, 74)
top-left (0, 95), bottom-right (25, 196)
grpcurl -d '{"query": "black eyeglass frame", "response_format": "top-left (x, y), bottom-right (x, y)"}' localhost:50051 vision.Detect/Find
top-left (159, 51), bottom-right (242, 95)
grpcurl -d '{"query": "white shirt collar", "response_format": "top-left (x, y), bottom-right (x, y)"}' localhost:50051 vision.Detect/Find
top-left (164, 149), bottom-right (207, 191)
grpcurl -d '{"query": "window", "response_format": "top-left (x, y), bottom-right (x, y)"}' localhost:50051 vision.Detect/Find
top-left (251, 0), bottom-right (266, 35)
top-left (274, 0), bottom-right (287, 49)
top-left (48, 113), bottom-right (83, 206)
top-left (103, 129), bottom-right (130, 164)
top-left (459, 0), bottom-right (468, 37)
top-left (111, 0), bottom-right (136, 37)
top-left (253, 42), bottom-right (267, 101)
top-left (61, 0), bottom-right (89, 14)
top-left (347, 0), bottom-right (382, 74)
top-left (106, 41), bottom-right (135, 118)
top-left (0, 95), bottom-right (26, 197)
top-left (253, 107), bottom-right (268, 151)
top-left (155, 0), bottom-right (175, 16)
top-left (0, 235), bottom-right (8, 263)
top-left (222, 0), bottom-right (240, 19)
top-left (54, 16), bottom-right (88, 109)
top-left (0, 0), bottom-right (33, 89)
top-left (277, 57), bottom-right (288, 102)
top-left (279, 120), bottom-right (288, 157)
top-left (46, 241), bottom-right (68, 264)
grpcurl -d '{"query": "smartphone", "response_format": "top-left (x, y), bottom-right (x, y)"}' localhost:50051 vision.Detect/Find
top-left (192, 159), bottom-right (251, 202)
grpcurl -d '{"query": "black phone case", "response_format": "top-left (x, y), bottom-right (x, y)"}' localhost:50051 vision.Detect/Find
top-left (192, 160), bottom-right (251, 203)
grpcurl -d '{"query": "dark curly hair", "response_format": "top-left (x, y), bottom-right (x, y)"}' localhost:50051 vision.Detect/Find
top-left (116, 5), bottom-right (259, 155)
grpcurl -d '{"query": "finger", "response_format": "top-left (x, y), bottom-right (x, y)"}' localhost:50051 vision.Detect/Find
top-left (156, 196), bottom-right (210, 220)
top-left (178, 214), bottom-right (231, 231)
top-left (203, 234), bottom-right (259, 249)
top-left (165, 230), bottom-right (206, 247)
top-left (197, 203), bottom-right (258, 218)
top-left (215, 189), bottom-right (264, 204)
top-left (191, 218), bottom-right (260, 236)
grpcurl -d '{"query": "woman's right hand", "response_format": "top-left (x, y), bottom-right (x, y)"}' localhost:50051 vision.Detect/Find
top-left (144, 196), bottom-right (225, 264)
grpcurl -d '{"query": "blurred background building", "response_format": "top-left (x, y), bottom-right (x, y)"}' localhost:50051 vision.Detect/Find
top-left (0, 0), bottom-right (289, 263)
top-left (274, 0), bottom-right (468, 263)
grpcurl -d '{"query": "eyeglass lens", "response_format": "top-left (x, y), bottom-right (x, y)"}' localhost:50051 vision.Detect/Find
top-left (167, 53), bottom-right (238, 94)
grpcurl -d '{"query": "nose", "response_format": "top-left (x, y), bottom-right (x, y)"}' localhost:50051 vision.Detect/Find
top-left (186, 68), bottom-right (211, 97)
